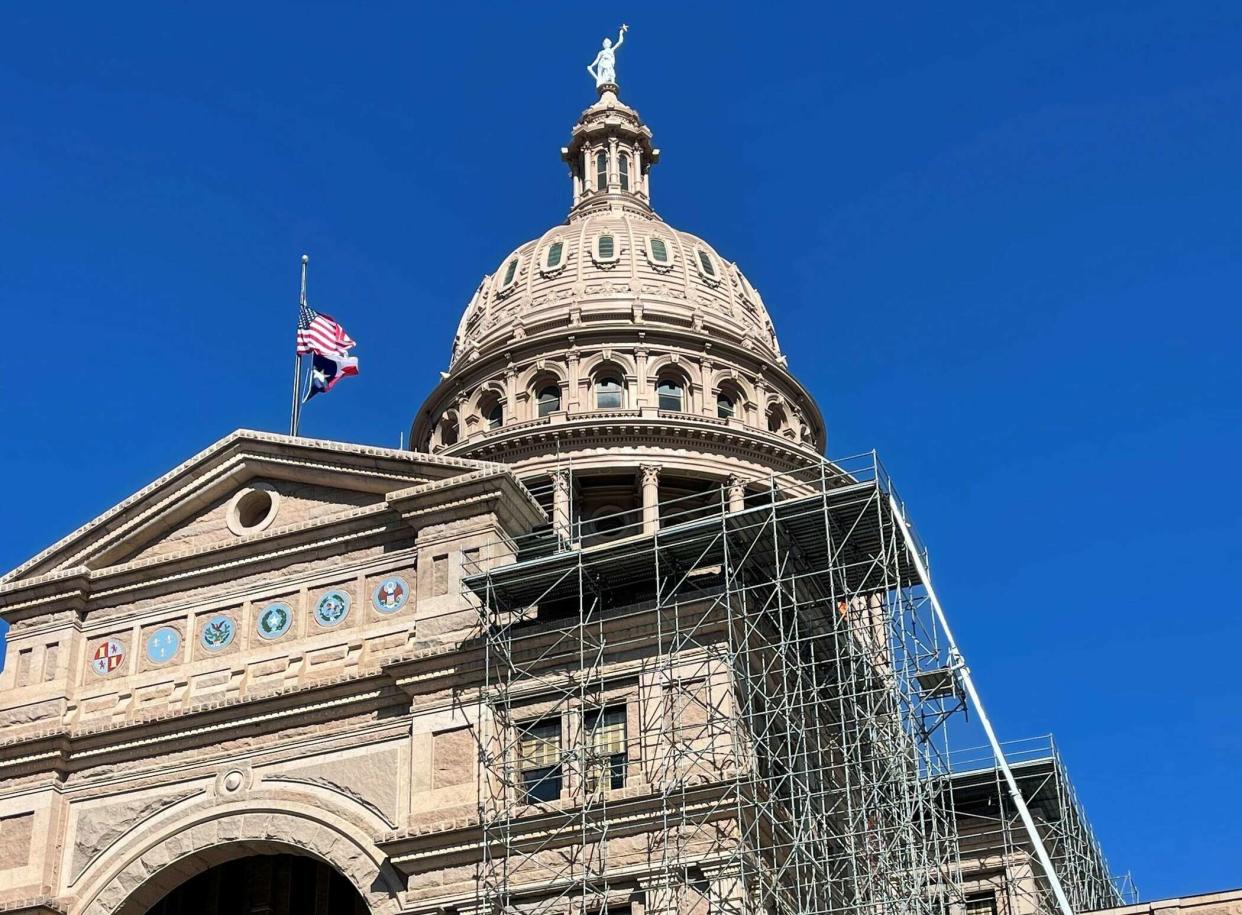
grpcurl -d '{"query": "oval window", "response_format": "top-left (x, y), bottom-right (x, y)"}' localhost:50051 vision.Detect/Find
top-left (596, 235), bottom-right (616, 261)
top-left (649, 237), bottom-right (670, 265)
top-left (500, 257), bottom-right (520, 288)
top-left (545, 241), bottom-right (563, 270)
top-left (697, 249), bottom-right (717, 279)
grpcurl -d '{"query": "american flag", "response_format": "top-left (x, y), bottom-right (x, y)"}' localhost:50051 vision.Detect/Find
top-left (296, 301), bottom-right (356, 357)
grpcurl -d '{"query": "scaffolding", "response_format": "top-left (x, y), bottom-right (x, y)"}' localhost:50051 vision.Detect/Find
top-left (467, 453), bottom-right (967, 915)
top-left (949, 737), bottom-right (1136, 915)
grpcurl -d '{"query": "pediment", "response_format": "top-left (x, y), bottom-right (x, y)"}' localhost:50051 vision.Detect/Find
top-left (3, 430), bottom-right (495, 585)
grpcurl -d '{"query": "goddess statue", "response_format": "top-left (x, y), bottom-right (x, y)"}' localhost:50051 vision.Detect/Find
top-left (587, 25), bottom-right (628, 88)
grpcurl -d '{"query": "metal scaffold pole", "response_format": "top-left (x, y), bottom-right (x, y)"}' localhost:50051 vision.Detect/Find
top-left (888, 495), bottom-right (1077, 915)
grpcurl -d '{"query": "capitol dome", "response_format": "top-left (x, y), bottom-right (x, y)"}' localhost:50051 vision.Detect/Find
top-left (412, 84), bottom-right (826, 541)
top-left (450, 210), bottom-right (783, 369)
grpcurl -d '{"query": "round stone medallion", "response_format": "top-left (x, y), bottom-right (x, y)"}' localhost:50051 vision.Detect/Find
top-left (145, 627), bottom-right (181, 664)
top-left (90, 638), bottom-right (125, 676)
top-left (257, 602), bottom-right (293, 640)
top-left (314, 590), bottom-right (351, 627)
top-left (371, 576), bottom-right (410, 614)
top-left (200, 615), bottom-right (236, 651)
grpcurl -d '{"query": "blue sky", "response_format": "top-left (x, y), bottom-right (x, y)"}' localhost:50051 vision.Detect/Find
top-left (3, 1), bottom-right (1240, 900)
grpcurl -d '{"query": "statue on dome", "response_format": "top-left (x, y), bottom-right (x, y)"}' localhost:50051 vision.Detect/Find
top-left (587, 24), bottom-right (628, 89)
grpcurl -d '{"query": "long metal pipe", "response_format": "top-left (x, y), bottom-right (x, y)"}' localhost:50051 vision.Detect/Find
top-left (889, 495), bottom-right (1076, 915)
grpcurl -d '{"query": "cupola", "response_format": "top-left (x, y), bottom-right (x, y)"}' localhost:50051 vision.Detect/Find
top-left (561, 87), bottom-right (660, 220)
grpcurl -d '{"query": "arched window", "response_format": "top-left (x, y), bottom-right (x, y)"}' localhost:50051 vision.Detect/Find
top-left (439, 416), bottom-right (458, 447)
top-left (619, 153), bottom-right (630, 191)
top-left (595, 376), bottom-right (623, 410)
top-left (537, 385), bottom-right (561, 417)
top-left (656, 378), bottom-right (684, 412)
top-left (486, 401), bottom-right (504, 429)
top-left (596, 151), bottom-right (608, 191)
top-left (717, 393), bottom-right (735, 419)
top-left (767, 407), bottom-right (785, 434)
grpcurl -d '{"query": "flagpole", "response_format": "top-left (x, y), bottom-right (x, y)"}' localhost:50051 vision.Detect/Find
top-left (289, 254), bottom-right (309, 437)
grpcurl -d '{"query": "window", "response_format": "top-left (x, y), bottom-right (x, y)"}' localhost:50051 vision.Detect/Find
top-left (657, 378), bottom-right (684, 412)
top-left (767, 408), bottom-right (785, 434)
top-left (648, 236), bottom-right (671, 265)
top-left (584, 706), bottom-right (627, 791)
top-left (717, 393), bottom-right (735, 419)
top-left (485, 401), bottom-right (503, 429)
top-left (594, 234), bottom-right (617, 262)
top-left (439, 417), bottom-right (458, 446)
top-left (537, 385), bottom-right (561, 417)
top-left (619, 152), bottom-right (630, 191)
top-left (696, 249), bottom-right (717, 279)
top-left (965, 894), bottom-right (998, 915)
top-left (499, 256), bottom-right (519, 290)
top-left (543, 240), bottom-right (564, 270)
top-left (595, 376), bottom-right (622, 409)
top-left (518, 719), bottom-right (562, 803)
top-left (596, 151), bottom-right (608, 191)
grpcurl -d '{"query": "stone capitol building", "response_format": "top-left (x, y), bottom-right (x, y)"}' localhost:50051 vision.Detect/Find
top-left (0, 52), bottom-right (1235, 915)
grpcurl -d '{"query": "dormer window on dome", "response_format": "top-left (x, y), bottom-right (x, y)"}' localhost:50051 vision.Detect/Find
top-left (696, 249), bottom-right (718, 281)
top-left (498, 256), bottom-right (521, 293)
top-left (593, 234), bottom-right (619, 265)
top-left (646, 235), bottom-right (672, 266)
top-left (542, 240), bottom-right (565, 273)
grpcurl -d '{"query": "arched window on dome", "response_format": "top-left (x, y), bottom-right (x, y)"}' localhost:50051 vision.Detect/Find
top-left (767, 405), bottom-right (787, 435)
top-left (656, 378), bottom-right (684, 412)
top-left (537, 385), bottom-right (561, 417)
top-left (596, 151), bottom-right (608, 192)
top-left (717, 392), bottom-right (735, 419)
top-left (619, 152), bottom-right (631, 191)
top-left (594, 376), bottom-right (623, 410)
top-left (485, 400), bottom-right (504, 430)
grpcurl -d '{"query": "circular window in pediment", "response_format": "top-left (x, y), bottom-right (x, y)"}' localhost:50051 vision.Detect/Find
top-left (226, 483), bottom-right (281, 536)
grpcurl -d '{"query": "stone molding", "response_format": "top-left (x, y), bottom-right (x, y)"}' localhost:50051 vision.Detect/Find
top-left (73, 799), bottom-right (403, 915)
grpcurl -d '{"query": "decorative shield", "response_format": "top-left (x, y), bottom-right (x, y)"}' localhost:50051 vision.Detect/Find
top-left (200, 615), bottom-right (236, 651)
top-left (146, 627), bottom-right (181, 664)
top-left (371, 576), bottom-right (410, 614)
top-left (90, 639), bottom-right (125, 676)
top-left (314, 590), bottom-right (351, 627)
top-left (257, 602), bottom-right (293, 640)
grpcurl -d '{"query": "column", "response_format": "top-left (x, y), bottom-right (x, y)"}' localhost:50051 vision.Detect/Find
top-left (640, 464), bottom-right (661, 535)
top-left (552, 469), bottom-right (572, 544)
top-left (726, 474), bottom-right (746, 514)
top-left (698, 861), bottom-right (757, 915)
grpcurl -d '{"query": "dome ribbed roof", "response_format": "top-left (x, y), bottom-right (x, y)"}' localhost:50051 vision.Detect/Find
top-left (450, 212), bottom-right (782, 367)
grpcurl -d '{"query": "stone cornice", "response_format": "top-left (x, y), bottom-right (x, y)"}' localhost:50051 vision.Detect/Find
top-left (1, 462), bottom-right (544, 624)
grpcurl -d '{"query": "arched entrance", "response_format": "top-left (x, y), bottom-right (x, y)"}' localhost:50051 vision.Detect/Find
top-left (143, 853), bottom-right (366, 915)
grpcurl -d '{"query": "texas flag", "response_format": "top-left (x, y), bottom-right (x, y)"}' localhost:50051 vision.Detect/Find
top-left (304, 351), bottom-right (359, 402)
